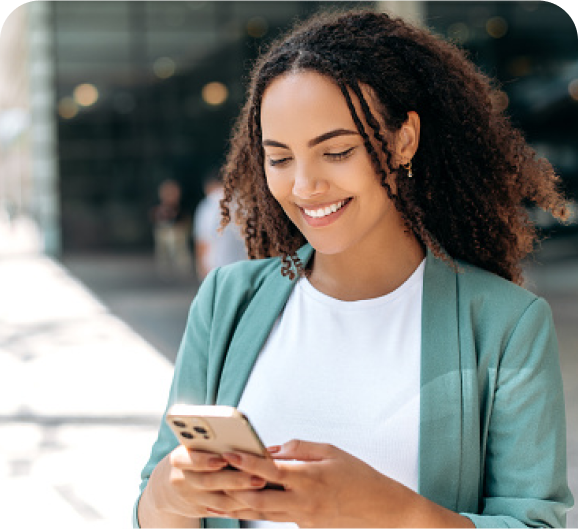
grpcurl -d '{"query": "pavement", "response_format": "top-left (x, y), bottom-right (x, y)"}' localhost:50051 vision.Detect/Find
top-left (0, 216), bottom-right (174, 527)
top-left (1, 214), bottom-right (577, 527)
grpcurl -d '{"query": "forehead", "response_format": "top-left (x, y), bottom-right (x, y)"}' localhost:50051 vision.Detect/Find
top-left (260, 72), bottom-right (361, 140)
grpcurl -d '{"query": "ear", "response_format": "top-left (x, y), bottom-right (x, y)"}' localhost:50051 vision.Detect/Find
top-left (395, 111), bottom-right (420, 164)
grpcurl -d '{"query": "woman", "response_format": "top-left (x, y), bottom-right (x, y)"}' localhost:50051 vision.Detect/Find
top-left (135, 9), bottom-right (574, 528)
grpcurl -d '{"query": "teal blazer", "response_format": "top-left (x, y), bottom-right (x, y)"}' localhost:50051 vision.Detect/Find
top-left (134, 245), bottom-right (574, 528)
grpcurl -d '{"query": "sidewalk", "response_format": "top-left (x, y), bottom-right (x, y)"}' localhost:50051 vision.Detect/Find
top-left (1, 216), bottom-right (576, 527)
top-left (0, 217), bottom-right (174, 527)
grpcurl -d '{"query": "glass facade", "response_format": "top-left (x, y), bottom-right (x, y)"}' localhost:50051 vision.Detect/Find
top-left (53, 1), bottom-right (372, 251)
top-left (50, 1), bottom-right (578, 252)
top-left (427, 1), bottom-right (578, 233)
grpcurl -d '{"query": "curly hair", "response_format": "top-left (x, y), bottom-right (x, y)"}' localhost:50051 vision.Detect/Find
top-left (220, 8), bottom-right (570, 284)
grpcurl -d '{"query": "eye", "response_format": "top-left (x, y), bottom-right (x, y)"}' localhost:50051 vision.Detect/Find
top-left (267, 156), bottom-right (292, 167)
top-left (324, 147), bottom-right (355, 161)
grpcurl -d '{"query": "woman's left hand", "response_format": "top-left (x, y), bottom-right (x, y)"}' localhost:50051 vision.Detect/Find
top-left (221, 439), bottom-right (422, 527)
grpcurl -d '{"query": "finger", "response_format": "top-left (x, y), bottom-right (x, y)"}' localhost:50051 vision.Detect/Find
top-left (198, 491), bottom-right (247, 516)
top-left (186, 468), bottom-right (268, 492)
top-left (170, 446), bottom-right (228, 472)
top-left (272, 439), bottom-right (336, 461)
top-left (205, 507), bottom-right (230, 518)
top-left (227, 488), bottom-right (293, 513)
top-left (223, 451), bottom-right (288, 486)
top-left (231, 508), bottom-right (291, 523)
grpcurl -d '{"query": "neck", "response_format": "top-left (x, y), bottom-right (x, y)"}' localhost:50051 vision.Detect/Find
top-left (307, 235), bottom-right (425, 302)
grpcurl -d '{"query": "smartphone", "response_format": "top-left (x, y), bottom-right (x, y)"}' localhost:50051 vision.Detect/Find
top-left (166, 404), bottom-right (284, 490)
top-left (166, 404), bottom-right (269, 457)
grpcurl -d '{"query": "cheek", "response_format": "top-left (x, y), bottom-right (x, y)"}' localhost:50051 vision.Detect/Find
top-left (265, 172), bottom-right (302, 224)
top-left (265, 171), bottom-right (289, 204)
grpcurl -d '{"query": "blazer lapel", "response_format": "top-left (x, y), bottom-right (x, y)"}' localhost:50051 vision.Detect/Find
top-left (208, 246), bottom-right (312, 529)
top-left (216, 245), bottom-right (315, 407)
top-left (419, 250), bottom-right (464, 510)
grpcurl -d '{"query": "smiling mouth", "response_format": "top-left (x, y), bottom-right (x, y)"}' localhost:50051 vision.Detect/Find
top-left (302, 198), bottom-right (352, 218)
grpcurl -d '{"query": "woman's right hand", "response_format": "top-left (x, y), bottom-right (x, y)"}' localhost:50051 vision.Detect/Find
top-left (144, 444), bottom-right (269, 522)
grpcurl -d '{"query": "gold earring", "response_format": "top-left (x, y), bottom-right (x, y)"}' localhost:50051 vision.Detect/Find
top-left (402, 160), bottom-right (413, 178)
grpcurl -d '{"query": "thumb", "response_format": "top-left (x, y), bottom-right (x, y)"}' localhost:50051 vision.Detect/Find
top-left (272, 439), bottom-right (335, 461)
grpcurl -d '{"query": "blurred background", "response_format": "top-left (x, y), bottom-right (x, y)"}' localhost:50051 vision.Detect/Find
top-left (2, 0), bottom-right (577, 259)
top-left (0, 1), bottom-right (576, 527)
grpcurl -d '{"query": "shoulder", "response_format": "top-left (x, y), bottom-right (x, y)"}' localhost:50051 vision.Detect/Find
top-left (454, 259), bottom-right (538, 310)
top-left (211, 244), bottom-right (313, 292)
top-left (195, 245), bottom-right (313, 315)
top-left (425, 250), bottom-right (542, 318)
top-left (199, 256), bottom-right (285, 306)
top-left (451, 259), bottom-right (555, 356)
top-left (216, 255), bottom-right (283, 284)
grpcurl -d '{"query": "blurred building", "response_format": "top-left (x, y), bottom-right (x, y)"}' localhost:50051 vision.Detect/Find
top-left (0, 7), bottom-right (28, 220)
top-left (0, 1), bottom-right (576, 255)
top-left (426, 1), bottom-right (578, 236)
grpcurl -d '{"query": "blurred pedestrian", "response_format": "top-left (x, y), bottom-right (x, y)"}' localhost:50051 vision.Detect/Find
top-left (192, 174), bottom-right (246, 281)
top-left (150, 179), bottom-right (192, 280)
top-left (136, 8), bottom-right (573, 528)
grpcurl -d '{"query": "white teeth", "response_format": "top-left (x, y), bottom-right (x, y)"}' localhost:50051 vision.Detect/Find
top-left (304, 199), bottom-right (348, 218)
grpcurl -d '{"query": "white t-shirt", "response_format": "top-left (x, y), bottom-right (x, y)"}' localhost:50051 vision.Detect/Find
top-left (237, 259), bottom-right (424, 527)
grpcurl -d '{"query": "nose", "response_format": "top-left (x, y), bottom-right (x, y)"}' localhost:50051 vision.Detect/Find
top-left (292, 162), bottom-right (329, 198)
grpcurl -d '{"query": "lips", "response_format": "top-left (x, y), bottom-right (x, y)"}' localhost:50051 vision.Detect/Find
top-left (302, 198), bottom-right (350, 218)
top-left (299, 197), bottom-right (353, 227)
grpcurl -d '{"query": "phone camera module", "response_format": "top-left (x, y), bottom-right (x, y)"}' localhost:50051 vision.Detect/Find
top-left (193, 426), bottom-right (208, 435)
top-left (173, 420), bottom-right (187, 428)
top-left (180, 431), bottom-right (195, 439)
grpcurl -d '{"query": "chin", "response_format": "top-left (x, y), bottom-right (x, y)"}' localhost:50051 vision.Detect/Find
top-left (303, 235), bottom-right (351, 256)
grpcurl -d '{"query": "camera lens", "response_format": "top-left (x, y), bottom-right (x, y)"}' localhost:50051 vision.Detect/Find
top-left (193, 426), bottom-right (208, 435)
top-left (173, 420), bottom-right (186, 428)
top-left (180, 432), bottom-right (194, 439)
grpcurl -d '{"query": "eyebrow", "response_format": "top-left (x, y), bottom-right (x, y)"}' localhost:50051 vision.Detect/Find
top-left (262, 128), bottom-right (359, 150)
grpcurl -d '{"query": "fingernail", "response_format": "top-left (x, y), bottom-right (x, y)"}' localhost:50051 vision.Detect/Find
top-left (209, 457), bottom-right (226, 467)
top-left (206, 507), bottom-right (227, 516)
top-left (267, 445), bottom-right (281, 453)
top-left (251, 475), bottom-right (266, 487)
top-left (224, 452), bottom-right (241, 465)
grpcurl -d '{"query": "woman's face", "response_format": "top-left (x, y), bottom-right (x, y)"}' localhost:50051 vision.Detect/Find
top-left (260, 71), bottom-right (411, 258)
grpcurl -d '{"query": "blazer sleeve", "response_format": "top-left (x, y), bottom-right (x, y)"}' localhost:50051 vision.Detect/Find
top-left (461, 297), bottom-right (574, 528)
top-left (132, 268), bottom-right (219, 528)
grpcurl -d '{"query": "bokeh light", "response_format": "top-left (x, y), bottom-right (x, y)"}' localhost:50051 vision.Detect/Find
top-left (201, 82), bottom-right (229, 106)
top-left (486, 16), bottom-right (508, 38)
top-left (58, 97), bottom-right (79, 119)
top-left (73, 83), bottom-right (99, 107)
top-left (153, 57), bottom-right (176, 79)
top-left (247, 16), bottom-right (268, 38)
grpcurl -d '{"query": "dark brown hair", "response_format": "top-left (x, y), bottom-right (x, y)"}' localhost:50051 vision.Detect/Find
top-left (220, 8), bottom-right (570, 284)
